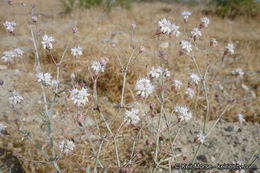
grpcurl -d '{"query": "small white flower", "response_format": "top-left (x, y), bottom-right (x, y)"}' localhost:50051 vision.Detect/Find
top-left (2, 50), bottom-right (15, 64)
top-left (0, 122), bottom-right (7, 136)
top-left (180, 40), bottom-right (192, 53)
top-left (37, 72), bottom-right (52, 85)
top-left (91, 60), bottom-right (105, 73)
top-left (59, 140), bottom-right (75, 154)
top-left (13, 48), bottom-right (24, 56)
top-left (237, 113), bottom-right (245, 125)
top-left (162, 67), bottom-right (171, 77)
top-left (189, 73), bottom-right (200, 85)
top-left (70, 88), bottom-right (90, 107)
top-left (9, 91), bottom-right (23, 106)
top-left (135, 78), bottom-right (154, 98)
top-left (158, 18), bottom-right (172, 34)
top-left (124, 108), bottom-right (140, 125)
top-left (185, 88), bottom-right (195, 99)
top-left (170, 23), bottom-right (180, 37)
top-left (191, 27), bottom-right (202, 40)
top-left (181, 11), bottom-right (192, 22)
top-left (71, 46), bottom-right (83, 58)
top-left (3, 20), bottom-right (16, 33)
top-left (210, 38), bottom-right (218, 47)
top-left (197, 131), bottom-right (206, 144)
top-left (158, 18), bottom-right (180, 36)
top-left (174, 106), bottom-right (192, 122)
top-left (231, 68), bottom-right (244, 77)
top-left (41, 35), bottom-right (54, 50)
top-left (172, 80), bottom-right (183, 90)
top-left (200, 17), bottom-right (210, 28)
top-left (225, 42), bottom-right (235, 55)
top-left (149, 67), bottom-right (161, 78)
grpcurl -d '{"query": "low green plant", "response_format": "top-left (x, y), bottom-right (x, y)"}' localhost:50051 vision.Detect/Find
top-left (211, 0), bottom-right (259, 18)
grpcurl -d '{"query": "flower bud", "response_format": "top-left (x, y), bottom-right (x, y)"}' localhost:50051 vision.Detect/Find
top-left (72, 27), bottom-right (78, 33)
top-left (32, 16), bottom-right (37, 23)
top-left (146, 139), bottom-right (153, 145)
top-left (131, 23), bottom-right (136, 30)
top-left (70, 73), bottom-right (75, 80)
top-left (139, 46), bottom-right (145, 54)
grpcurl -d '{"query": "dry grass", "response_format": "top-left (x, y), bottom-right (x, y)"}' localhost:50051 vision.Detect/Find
top-left (0, 0), bottom-right (259, 172)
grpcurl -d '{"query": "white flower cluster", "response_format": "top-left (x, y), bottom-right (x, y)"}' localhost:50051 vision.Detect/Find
top-left (181, 11), bottom-right (192, 22)
top-left (37, 72), bottom-right (53, 85)
top-left (59, 140), bottom-right (75, 154)
top-left (1, 48), bottom-right (24, 64)
top-left (0, 122), bottom-right (7, 136)
top-left (191, 27), bottom-right (202, 40)
top-left (174, 106), bottom-right (192, 122)
top-left (231, 68), bottom-right (244, 77)
top-left (197, 131), bottom-right (206, 144)
top-left (148, 66), bottom-right (170, 78)
top-left (225, 42), bottom-right (235, 55)
top-left (9, 91), bottom-right (23, 106)
top-left (237, 113), bottom-right (245, 125)
top-left (91, 60), bottom-right (107, 73)
top-left (200, 17), bottom-right (210, 28)
top-left (135, 78), bottom-right (154, 98)
top-left (41, 35), bottom-right (54, 50)
top-left (70, 88), bottom-right (90, 107)
top-left (180, 40), bottom-right (192, 54)
top-left (189, 73), bottom-right (200, 85)
top-left (124, 108), bottom-right (140, 125)
top-left (172, 80), bottom-right (183, 90)
top-left (158, 18), bottom-right (180, 36)
top-left (71, 46), bottom-right (83, 58)
top-left (3, 20), bottom-right (16, 33)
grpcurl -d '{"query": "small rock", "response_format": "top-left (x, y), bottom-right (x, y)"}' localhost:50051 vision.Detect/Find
top-left (218, 84), bottom-right (224, 91)
top-left (197, 155), bottom-right (207, 162)
top-left (224, 125), bottom-right (234, 132)
top-left (241, 84), bottom-right (249, 91)
top-left (248, 91), bottom-right (256, 98)
top-left (211, 156), bottom-right (216, 162)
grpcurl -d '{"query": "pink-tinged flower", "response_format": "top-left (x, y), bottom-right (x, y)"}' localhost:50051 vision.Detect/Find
top-left (185, 88), bottom-right (195, 99)
top-left (174, 105), bottom-right (192, 122)
top-left (197, 131), bottom-right (206, 144)
top-left (3, 20), bottom-right (16, 33)
top-left (71, 46), bottom-right (83, 58)
top-left (224, 42), bottom-right (235, 55)
top-left (124, 108), bottom-right (140, 125)
top-left (189, 73), bottom-right (200, 85)
top-left (59, 140), bottom-right (75, 154)
top-left (210, 38), bottom-right (218, 47)
top-left (191, 27), bottom-right (202, 41)
top-left (69, 88), bottom-right (90, 107)
top-left (180, 40), bottom-right (192, 54)
top-left (158, 18), bottom-right (180, 36)
top-left (172, 80), bottom-right (183, 90)
top-left (135, 78), bottom-right (154, 98)
top-left (9, 91), bottom-right (23, 106)
top-left (41, 35), bottom-right (54, 50)
top-left (182, 11), bottom-right (192, 22)
top-left (200, 17), bottom-right (210, 28)
top-left (231, 68), bottom-right (244, 77)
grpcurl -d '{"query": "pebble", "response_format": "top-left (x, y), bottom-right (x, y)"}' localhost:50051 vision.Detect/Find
top-left (224, 125), bottom-right (234, 132)
top-left (241, 84), bottom-right (249, 91)
top-left (197, 155), bottom-right (207, 162)
top-left (248, 91), bottom-right (256, 98)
